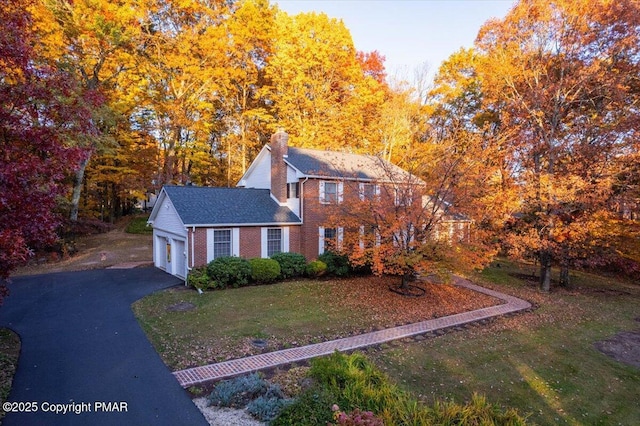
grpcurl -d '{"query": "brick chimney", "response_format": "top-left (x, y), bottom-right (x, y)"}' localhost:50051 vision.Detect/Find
top-left (270, 130), bottom-right (289, 204)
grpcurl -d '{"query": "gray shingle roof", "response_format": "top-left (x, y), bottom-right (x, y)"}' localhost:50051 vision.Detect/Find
top-left (286, 147), bottom-right (416, 182)
top-left (162, 186), bottom-right (301, 226)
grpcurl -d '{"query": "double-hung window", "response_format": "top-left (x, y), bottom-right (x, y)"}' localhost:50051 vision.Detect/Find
top-left (213, 229), bottom-right (232, 258)
top-left (359, 183), bottom-right (379, 201)
top-left (319, 181), bottom-right (343, 204)
top-left (394, 186), bottom-right (414, 206)
top-left (267, 228), bottom-right (282, 257)
top-left (287, 182), bottom-right (299, 199)
top-left (324, 227), bottom-right (337, 252)
top-left (319, 226), bottom-right (343, 254)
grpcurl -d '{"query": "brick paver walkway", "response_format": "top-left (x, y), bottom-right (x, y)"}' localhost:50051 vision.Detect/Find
top-left (173, 276), bottom-right (531, 388)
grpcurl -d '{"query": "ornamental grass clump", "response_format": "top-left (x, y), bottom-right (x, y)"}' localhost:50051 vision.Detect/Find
top-left (207, 372), bottom-right (267, 408)
top-left (246, 385), bottom-right (294, 422)
top-left (272, 352), bottom-right (528, 425)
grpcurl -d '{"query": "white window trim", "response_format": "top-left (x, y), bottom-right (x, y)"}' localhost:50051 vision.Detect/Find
top-left (394, 186), bottom-right (413, 206)
top-left (318, 226), bottom-right (343, 255)
top-left (359, 225), bottom-right (381, 249)
top-left (287, 182), bottom-right (299, 199)
top-left (359, 183), bottom-right (380, 201)
top-left (319, 180), bottom-right (344, 204)
top-left (207, 228), bottom-right (239, 262)
top-left (261, 227), bottom-right (289, 258)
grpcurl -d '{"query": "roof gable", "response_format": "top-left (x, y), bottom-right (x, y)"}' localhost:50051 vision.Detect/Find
top-left (158, 186), bottom-right (301, 226)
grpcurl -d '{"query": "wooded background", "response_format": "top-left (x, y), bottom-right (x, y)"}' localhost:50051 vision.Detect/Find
top-left (1, 0), bottom-right (638, 283)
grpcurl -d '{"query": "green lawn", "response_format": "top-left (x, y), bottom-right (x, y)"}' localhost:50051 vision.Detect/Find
top-left (367, 262), bottom-right (640, 425)
top-left (125, 215), bottom-right (152, 234)
top-left (133, 263), bottom-right (640, 424)
top-left (134, 281), bottom-right (342, 369)
top-left (132, 276), bottom-right (498, 370)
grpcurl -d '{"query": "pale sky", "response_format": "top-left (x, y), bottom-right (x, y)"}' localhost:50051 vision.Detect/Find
top-left (274, 0), bottom-right (515, 80)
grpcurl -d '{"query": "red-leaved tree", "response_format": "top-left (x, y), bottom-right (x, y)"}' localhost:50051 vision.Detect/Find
top-left (0, 0), bottom-right (99, 298)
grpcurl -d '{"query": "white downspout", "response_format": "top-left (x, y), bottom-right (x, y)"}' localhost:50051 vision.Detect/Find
top-left (299, 177), bottom-right (308, 222)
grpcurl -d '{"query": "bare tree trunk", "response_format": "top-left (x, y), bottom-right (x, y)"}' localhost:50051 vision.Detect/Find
top-left (400, 273), bottom-right (411, 290)
top-left (560, 264), bottom-right (571, 288)
top-left (227, 138), bottom-right (232, 187)
top-left (539, 251), bottom-right (551, 292)
top-left (70, 153), bottom-right (91, 222)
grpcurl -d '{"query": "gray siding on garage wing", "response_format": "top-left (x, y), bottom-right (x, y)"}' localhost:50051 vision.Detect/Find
top-left (152, 195), bottom-right (187, 236)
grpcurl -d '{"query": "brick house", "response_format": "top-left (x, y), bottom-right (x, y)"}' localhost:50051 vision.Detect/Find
top-left (148, 130), bottom-right (470, 279)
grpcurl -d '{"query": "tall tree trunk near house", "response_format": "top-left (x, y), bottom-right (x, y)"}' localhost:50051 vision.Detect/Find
top-left (558, 242), bottom-right (571, 287)
top-left (560, 264), bottom-right (571, 288)
top-left (227, 138), bottom-right (232, 187)
top-left (400, 273), bottom-right (410, 290)
top-left (70, 153), bottom-right (91, 222)
top-left (539, 251), bottom-right (552, 292)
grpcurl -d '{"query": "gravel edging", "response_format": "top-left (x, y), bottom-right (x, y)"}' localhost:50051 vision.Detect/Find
top-left (192, 398), bottom-right (265, 426)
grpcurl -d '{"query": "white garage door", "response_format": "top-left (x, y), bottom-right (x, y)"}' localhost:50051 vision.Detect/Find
top-left (174, 239), bottom-right (186, 279)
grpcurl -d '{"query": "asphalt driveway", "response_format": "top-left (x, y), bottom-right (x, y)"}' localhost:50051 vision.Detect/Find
top-left (0, 267), bottom-right (208, 425)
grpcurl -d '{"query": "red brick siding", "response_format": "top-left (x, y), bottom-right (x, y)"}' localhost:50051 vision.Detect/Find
top-left (270, 132), bottom-right (288, 203)
top-left (189, 225), bottom-right (302, 268)
top-left (240, 227), bottom-right (261, 259)
top-left (299, 179), bottom-right (400, 260)
top-left (190, 228), bottom-right (208, 268)
top-left (288, 225), bottom-right (301, 255)
top-left (300, 179), bottom-right (324, 261)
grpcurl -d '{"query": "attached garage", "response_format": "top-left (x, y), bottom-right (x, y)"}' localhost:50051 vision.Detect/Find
top-left (148, 191), bottom-right (188, 280)
top-left (147, 185), bottom-right (302, 280)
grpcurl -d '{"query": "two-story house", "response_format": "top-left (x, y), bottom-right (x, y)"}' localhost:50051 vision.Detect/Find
top-left (148, 130), bottom-right (470, 279)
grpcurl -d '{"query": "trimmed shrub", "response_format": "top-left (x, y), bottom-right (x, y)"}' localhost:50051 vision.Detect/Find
top-left (270, 252), bottom-right (307, 279)
top-left (187, 266), bottom-right (213, 290)
top-left (206, 256), bottom-right (251, 289)
top-left (249, 258), bottom-right (281, 283)
top-left (319, 251), bottom-right (351, 276)
top-left (305, 260), bottom-right (327, 277)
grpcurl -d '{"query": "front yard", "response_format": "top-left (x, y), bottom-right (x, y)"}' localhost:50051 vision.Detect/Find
top-left (132, 276), bottom-right (499, 370)
top-left (368, 263), bottom-right (640, 425)
top-left (134, 264), bottom-right (640, 425)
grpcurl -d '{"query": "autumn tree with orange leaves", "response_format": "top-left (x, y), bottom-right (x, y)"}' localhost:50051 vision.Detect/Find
top-left (473, 0), bottom-right (640, 291)
top-left (324, 158), bottom-right (495, 294)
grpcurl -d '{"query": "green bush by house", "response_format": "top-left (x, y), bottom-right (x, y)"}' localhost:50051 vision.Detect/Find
top-left (206, 256), bottom-right (252, 289)
top-left (249, 258), bottom-right (281, 283)
top-left (305, 260), bottom-right (327, 277)
top-left (270, 252), bottom-right (307, 279)
top-left (187, 266), bottom-right (212, 290)
top-left (319, 251), bottom-right (352, 276)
